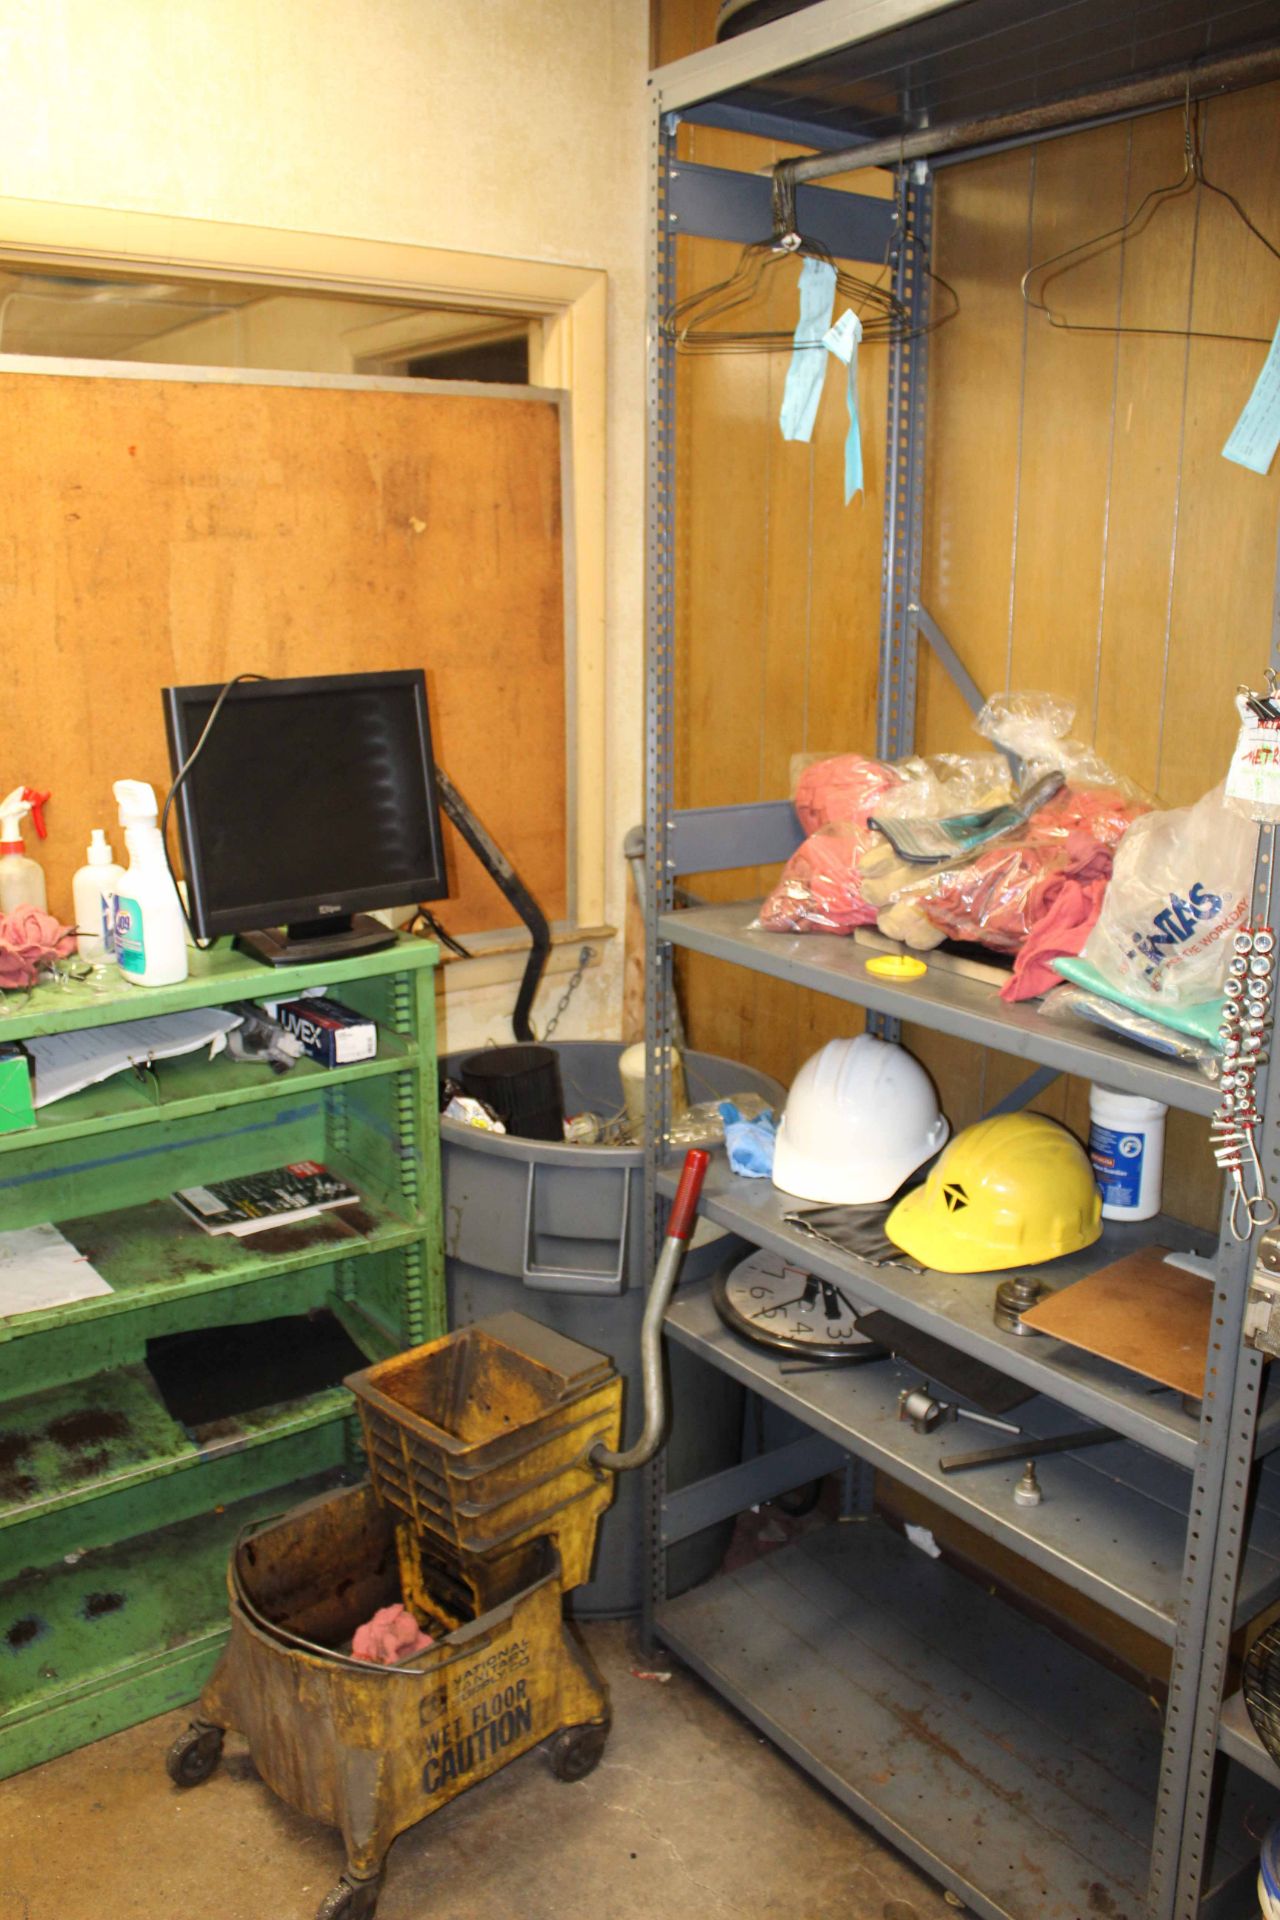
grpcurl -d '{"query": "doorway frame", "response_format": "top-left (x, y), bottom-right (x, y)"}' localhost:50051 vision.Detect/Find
top-left (0, 197), bottom-right (610, 929)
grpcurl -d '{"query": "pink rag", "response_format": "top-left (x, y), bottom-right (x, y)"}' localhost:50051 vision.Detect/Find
top-left (1002, 870), bottom-right (1111, 1002)
top-left (908, 788), bottom-right (1143, 958)
top-left (757, 822), bottom-right (881, 933)
top-left (0, 905), bottom-right (77, 990)
top-left (794, 755), bottom-right (903, 835)
top-left (351, 1603), bottom-right (434, 1665)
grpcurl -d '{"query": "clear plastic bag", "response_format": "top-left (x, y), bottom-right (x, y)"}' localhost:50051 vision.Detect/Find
top-left (755, 821), bottom-right (882, 933)
top-left (974, 691), bottom-right (1149, 803)
top-left (1038, 985), bottom-right (1220, 1079)
top-left (878, 785), bottom-right (1143, 953)
top-left (1080, 781), bottom-right (1258, 1007)
top-left (791, 754), bottom-right (903, 834)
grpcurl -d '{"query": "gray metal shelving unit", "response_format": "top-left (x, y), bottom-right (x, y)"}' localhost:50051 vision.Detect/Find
top-left (642, 5), bottom-right (1280, 1918)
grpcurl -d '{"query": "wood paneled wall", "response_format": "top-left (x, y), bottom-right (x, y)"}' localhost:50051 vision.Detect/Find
top-left (4, 371), bottom-right (567, 938)
top-left (668, 84), bottom-right (1280, 1235)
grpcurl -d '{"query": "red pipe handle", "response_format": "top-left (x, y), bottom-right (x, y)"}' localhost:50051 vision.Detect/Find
top-left (667, 1149), bottom-right (710, 1243)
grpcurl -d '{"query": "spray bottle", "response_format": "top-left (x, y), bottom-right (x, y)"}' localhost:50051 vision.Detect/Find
top-left (72, 829), bottom-right (125, 963)
top-left (111, 781), bottom-right (188, 987)
top-left (0, 787), bottom-right (50, 913)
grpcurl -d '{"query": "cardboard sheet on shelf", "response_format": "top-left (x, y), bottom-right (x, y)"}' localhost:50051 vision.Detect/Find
top-left (1018, 1245), bottom-right (1209, 1396)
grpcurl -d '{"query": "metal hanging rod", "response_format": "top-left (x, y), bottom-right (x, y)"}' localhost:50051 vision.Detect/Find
top-left (780, 43), bottom-right (1280, 188)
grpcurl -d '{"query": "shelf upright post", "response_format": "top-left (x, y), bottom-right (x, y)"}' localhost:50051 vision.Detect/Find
top-left (1156, 539), bottom-right (1280, 1918)
top-left (642, 103), bottom-right (682, 1652)
top-left (870, 159), bottom-right (934, 1046)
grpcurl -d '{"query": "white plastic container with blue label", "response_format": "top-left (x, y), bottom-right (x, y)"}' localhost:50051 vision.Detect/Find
top-left (1088, 1085), bottom-right (1167, 1222)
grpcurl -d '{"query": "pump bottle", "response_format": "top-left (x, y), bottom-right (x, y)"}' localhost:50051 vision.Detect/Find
top-left (72, 829), bottom-right (125, 962)
top-left (0, 786), bottom-right (50, 913)
top-left (112, 781), bottom-right (188, 987)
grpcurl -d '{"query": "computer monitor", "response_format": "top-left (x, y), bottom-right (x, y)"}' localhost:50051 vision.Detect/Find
top-left (162, 670), bottom-right (448, 965)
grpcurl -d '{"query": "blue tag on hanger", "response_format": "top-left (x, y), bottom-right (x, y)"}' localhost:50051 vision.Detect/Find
top-left (778, 259), bottom-right (837, 444)
top-left (824, 308), bottom-right (864, 503)
top-left (1223, 317), bottom-right (1280, 476)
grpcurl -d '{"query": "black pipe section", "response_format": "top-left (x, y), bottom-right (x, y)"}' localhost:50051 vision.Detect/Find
top-left (434, 766), bottom-right (551, 1044)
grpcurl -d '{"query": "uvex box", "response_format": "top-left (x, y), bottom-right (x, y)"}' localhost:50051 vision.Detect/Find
top-left (270, 996), bottom-right (377, 1066)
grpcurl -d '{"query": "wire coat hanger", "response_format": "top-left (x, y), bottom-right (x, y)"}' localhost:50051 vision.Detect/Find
top-left (662, 164), bottom-right (957, 353)
top-left (1021, 90), bottom-right (1280, 345)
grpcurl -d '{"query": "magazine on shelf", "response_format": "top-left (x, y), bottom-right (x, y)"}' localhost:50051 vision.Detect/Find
top-left (171, 1161), bottom-right (360, 1237)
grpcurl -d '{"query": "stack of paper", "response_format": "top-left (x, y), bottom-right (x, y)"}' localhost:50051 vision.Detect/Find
top-left (26, 1009), bottom-right (242, 1108)
top-left (0, 1223), bottom-right (113, 1317)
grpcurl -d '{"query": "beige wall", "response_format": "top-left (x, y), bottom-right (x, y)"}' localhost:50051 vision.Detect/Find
top-left (0, 0), bottom-right (650, 1051)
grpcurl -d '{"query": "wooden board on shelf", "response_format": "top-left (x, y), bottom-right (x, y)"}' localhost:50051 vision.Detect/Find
top-left (1019, 1246), bottom-right (1211, 1397)
top-left (1, 369), bottom-right (567, 937)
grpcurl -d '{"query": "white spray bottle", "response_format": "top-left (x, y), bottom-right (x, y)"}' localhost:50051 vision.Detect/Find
top-left (0, 787), bottom-right (50, 913)
top-left (72, 829), bottom-right (125, 963)
top-left (112, 781), bottom-right (188, 987)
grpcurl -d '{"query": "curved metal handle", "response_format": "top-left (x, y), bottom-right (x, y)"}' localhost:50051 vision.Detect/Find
top-left (521, 1159), bottom-right (629, 1295)
top-left (591, 1150), bottom-right (709, 1474)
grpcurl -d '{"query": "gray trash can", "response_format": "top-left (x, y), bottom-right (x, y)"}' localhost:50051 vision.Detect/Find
top-left (440, 1041), bottom-right (783, 1615)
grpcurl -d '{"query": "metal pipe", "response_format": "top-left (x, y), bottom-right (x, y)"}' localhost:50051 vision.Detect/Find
top-left (590, 1149), bottom-right (709, 1473)
top-left (433, 765), bottom-right (551, 1043)
top-left (782, 45), bottom-right (1280, 188)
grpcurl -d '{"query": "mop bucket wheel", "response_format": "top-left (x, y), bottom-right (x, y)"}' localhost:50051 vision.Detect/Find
top-left (315, 1875), bottom-right (381, 1920)
top-left (547, 1718), bottom-right (610, 1782)
top-left (165, 1720), bottom-right (224, 1788)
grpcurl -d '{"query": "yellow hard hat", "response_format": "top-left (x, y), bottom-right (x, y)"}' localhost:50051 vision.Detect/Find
top-left (885, 1112), bottom-right (1102, 1273)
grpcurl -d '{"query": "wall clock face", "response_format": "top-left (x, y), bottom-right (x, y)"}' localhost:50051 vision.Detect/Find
top-left (712, 1249), bottom-right (880, 1360)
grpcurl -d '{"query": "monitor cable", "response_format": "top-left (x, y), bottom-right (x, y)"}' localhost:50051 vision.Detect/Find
top-left (160, 672), bottom-right (269, 949)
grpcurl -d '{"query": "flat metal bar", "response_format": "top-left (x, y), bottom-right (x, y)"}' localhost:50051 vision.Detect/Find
top-left (668, 801), bottom-right (803, 876)
top-left (986, 1065), bottom-right (1060, 1116)
top-left (668, 159), bottom-right (896, 258)
top-left (660, 1433), bottom-right (848, 1546)
top-left (914, 601), bottom-right (986, 716)
top-left (783, 45), bottom-right (1280, 185)
top-left (641, 111), bottom-right (681, 1656)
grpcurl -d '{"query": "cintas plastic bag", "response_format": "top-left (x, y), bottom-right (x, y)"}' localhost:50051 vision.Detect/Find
top-left (1080, 782), bottom-right (1258, 1007)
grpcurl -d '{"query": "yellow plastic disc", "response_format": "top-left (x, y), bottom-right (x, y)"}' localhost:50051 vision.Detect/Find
top-left (865, 953), bottom-right (928, 981)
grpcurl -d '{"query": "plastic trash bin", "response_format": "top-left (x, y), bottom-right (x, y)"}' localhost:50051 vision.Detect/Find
top-left (440, 1041), bottom-right (784, 1614)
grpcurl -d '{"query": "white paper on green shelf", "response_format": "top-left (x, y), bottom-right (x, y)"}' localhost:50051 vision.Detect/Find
top-left (0, 1222), bottom-right (112, 1317)
top-left (26, 1008), bottom-right (241, 1107)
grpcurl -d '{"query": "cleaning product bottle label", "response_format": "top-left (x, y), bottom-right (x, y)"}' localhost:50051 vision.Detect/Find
top-left (114, 895), bottom-right (145, 975)
top-left (1089, 1122), bottom-right (1143, 1208)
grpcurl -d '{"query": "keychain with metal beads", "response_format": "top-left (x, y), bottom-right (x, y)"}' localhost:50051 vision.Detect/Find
top-left (1213, 924), bottom-right (1276, 1239)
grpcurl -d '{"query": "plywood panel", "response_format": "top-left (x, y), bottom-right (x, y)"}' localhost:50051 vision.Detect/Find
top-left (3, 370), bottom-right (566, 936)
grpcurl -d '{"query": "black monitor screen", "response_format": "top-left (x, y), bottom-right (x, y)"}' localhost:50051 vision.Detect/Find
top-left (163, 672), bottom-right (447, 937)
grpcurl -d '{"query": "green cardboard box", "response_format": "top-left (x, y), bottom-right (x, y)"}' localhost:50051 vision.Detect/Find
top-left (0, 1046), bottom-right (34, 1133)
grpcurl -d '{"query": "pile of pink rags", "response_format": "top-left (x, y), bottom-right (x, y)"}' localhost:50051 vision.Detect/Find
top-left (351, 1603), bottom-right (434, 1665)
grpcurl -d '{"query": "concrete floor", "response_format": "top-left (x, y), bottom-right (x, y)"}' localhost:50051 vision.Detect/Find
top-left (0, 1621), bottom-right (958, 1920)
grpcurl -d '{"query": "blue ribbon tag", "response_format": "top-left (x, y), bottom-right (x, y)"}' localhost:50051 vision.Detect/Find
top-left (823, 308), bottom-right (864, 503)
top-left (779, 259), bottom-right (837, 444)
top-left (1223, 317), bottom-right (1280, 477)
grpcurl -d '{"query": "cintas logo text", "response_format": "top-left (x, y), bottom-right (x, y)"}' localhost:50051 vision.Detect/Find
top-left (1129, 882), bottom-right (1224, 968)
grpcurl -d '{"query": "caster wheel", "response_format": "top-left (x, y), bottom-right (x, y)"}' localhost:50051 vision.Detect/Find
top-left (548, 1720), bottom-right (609, 1783)
top-left (315, 1875), bottom-right (381, 1920)
top-left (165, 1722), bottom-right (224, 1788)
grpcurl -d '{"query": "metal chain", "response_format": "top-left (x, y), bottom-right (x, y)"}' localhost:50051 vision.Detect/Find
top-left (540, 945), bottom-right (593, 1041)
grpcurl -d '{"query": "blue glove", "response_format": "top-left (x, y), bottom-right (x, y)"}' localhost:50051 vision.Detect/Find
top-left (719, 1101), bottom-right (777, 1179)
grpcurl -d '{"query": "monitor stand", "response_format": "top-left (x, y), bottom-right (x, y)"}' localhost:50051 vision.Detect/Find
top-left (235, 914), bottom-right (399, 967)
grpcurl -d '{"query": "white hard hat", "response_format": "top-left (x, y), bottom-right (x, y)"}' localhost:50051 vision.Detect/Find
top-left (772, 1034), bottom-right (949, 1205)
